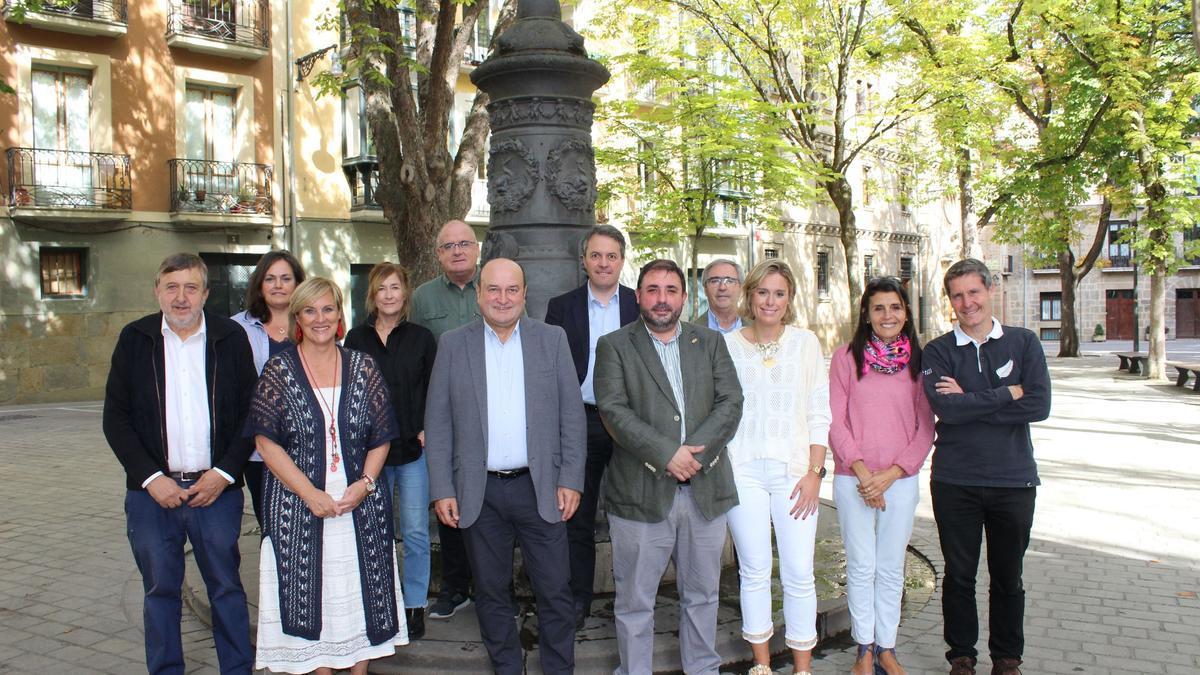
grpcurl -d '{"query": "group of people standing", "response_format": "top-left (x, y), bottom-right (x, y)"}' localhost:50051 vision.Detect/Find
top-left (103, 217), bottom-right (1049, 675)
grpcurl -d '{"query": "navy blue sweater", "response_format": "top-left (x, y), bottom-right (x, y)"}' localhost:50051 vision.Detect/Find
top-left (922, 323), bottom-right (1051, 488)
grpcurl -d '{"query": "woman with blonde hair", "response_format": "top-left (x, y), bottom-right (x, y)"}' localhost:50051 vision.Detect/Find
top-left (249, 277), bottom-right (407, 673)
top-left (723, 259), bottom-right (830, 675)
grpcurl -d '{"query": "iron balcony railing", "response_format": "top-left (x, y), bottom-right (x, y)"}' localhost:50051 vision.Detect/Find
top-left (1108, 254), bottom-right (1132, 268)
top-left (5, 0), bottom-right (129, 22)
top-left (165, 0), bottom-right (268, 49)
top-left (169, 158), bottom-right (273, 215)
top-left (6, 147), bottom-right (132, 210)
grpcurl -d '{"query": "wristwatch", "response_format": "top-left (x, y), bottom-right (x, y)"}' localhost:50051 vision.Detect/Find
top-left (808, 464), bottom-right (827, 479)
top-left (363, 474), bottom-right (378, 494)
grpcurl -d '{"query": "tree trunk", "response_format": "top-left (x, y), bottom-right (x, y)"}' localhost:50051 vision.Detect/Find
top-left (957, 148), bottom-right (982, 260)
top-left (826, 175), bottom-right (862, 309)
top-left (1148, 266), bottom-right (1167, 379)
top-left (1057, 250), bottom-right (1079, 357)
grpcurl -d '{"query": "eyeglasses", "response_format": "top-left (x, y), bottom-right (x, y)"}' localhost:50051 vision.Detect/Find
top-left (705, 276), bottom-right (740, 287)
top-left (437, 240), bottom-right (477, 252)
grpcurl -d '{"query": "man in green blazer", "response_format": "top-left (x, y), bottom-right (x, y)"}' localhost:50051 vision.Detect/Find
top-left (594, 259), bottom-right (744, 675)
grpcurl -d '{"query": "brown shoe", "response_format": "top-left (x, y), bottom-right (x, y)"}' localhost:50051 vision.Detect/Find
top-left (991, 657), bottom-right (1022, 675)
top-left (949, 656), bottom-right (976, 675)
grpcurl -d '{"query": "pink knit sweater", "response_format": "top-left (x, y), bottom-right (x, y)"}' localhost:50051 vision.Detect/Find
top-left (828, 344), bottom-right (934, 477)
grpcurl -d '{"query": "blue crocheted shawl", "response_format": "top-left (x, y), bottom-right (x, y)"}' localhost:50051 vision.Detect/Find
top-left (249, 345), bottom-right (401, 645)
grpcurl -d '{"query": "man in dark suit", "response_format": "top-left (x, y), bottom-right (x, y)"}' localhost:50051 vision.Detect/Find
top-left (425, 258), bottom-right (587, 675)
top-left (103, 253), bottom-right (257, 674)
top-left (544, 224), bottom-right (639, 629)
top-left (594, 259), bottom-right (744, 675)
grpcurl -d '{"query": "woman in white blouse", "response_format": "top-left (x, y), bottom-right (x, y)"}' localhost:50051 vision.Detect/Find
top-left (723, 260), bottom-right (830, 675)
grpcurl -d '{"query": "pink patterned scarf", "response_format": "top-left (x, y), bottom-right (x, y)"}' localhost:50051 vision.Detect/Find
top-left (863, 333), bottom-right (911, 375)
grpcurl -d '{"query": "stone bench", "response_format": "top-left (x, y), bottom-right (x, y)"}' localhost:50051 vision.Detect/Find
top-left (1116, 352), bottom-right (1150, 375)
top-left (1166, 361), bottom-right (1200, 392)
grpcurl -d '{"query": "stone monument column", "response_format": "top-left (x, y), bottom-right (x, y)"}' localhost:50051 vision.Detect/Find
top-left (470, 0), bottom-right (610, 318)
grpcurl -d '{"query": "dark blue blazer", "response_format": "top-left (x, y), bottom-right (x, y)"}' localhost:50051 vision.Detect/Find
top-left (544, 283), bottom-right (639, 384)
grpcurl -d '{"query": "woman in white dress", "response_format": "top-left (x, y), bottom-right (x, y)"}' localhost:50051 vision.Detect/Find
top-left (723, 260), bottom-right (830, 675)
top-left (249, 277), bottom-right (407, 674)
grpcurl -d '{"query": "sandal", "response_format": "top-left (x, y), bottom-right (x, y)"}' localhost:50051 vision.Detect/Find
top-left (874, 645), bottom-right (906, 675)
top-left (747, 664), bottom-right (773, 675)
top-left (850, 642), bottom-right (874, 674)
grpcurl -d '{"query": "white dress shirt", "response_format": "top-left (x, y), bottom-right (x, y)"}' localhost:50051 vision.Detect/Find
top-left (580, 282), bottom-right (622, 405)
top-left (141, 315), bottom-right (233, 487)
top-left (484, 321), bottom-right (529, 471)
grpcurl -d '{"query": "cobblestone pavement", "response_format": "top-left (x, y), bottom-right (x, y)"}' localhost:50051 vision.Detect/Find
top-left (0, 353), bottom-right (1197, 674)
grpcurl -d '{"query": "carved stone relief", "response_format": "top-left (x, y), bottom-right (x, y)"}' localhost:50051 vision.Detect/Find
top-left (487, 139), bottom-right (540, 213)
top-left (544, 139), bottom-right (596, 213)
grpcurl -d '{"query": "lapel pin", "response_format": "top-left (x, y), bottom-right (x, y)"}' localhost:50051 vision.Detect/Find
top-left (691, 337), bottom-right (698, 344)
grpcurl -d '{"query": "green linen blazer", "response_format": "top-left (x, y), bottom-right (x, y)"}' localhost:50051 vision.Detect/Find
top-left (594, 318), bottom-right (744, 523)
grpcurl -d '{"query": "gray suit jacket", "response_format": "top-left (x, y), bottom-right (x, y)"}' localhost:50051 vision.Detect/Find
top-left (425, 317), bottom-right (586, 529)
top-left (594, 319), bottom-right (743, 523)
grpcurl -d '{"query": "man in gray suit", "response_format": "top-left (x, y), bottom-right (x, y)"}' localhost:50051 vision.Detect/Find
top-left (425, 258), bottom-right (586, 675)
top-left (594, 258), bottom-right (744, 675)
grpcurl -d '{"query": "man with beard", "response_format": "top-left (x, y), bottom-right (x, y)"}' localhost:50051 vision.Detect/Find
top-left (593, 259), bottom-right (744, 675)
top-left (103, 253), bottom-right (257, 674)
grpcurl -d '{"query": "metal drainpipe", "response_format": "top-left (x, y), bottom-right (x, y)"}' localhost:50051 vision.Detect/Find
top-left (284, 0), bottom-right (297, 251)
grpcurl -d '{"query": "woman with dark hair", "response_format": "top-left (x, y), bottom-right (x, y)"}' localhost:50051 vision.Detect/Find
top-left (343, 262), bottom-right (436, 640)
top-left (829, 276), bottom-right (934, 675)
top-left (232, 250), bottom-right (306, 525)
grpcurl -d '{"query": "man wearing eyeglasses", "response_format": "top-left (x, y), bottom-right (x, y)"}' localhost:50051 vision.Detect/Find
top-left (701, 258), bottom-right (743, 334)
top-left (411, 219), bottom-right (482, 621)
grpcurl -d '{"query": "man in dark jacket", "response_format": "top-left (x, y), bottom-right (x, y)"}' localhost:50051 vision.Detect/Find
top-left (922, 258), bottom-right (1052, 675)
top-left (544, 224), bottom-right (639, 629)
top-left (103, 252), bottom-right (257, 675)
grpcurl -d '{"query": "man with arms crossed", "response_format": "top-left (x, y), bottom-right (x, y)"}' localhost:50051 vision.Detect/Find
top-left (103, 253), bottom-right (257, 674)
top-left (410, 219), bottom-right (481, 620)
top-left (594, 258), bottom-right (743, 675)
top-left (922, 258), bottom-right (1051, 675)
top-left (425, 258), bottom-right (586, 675)
top-left (544, 224), bottom-right (639, 630)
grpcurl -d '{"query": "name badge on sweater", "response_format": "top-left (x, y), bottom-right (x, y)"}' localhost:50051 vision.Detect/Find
top-left (995, 359), bottom-right (1014, 379)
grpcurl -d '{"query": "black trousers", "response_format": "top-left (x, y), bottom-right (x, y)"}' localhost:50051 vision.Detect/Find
top-left (437, 520), bottom-right (472, 598)
top-left (566, 405), bottom-right (614, 613)
top-left (931, 480), bottom-right (1036, 663)
top-left (462, 473), bottom-right (574, 675)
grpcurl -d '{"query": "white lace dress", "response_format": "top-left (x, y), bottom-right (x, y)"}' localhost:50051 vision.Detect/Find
top-left (255, 386), bottom-right (408, 673)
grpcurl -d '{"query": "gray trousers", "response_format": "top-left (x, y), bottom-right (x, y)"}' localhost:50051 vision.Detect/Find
top-left (609, 485), bottom-right (727, 675)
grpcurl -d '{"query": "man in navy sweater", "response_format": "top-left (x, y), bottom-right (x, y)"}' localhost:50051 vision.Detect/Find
top-left (922, 259), bottom-right (1051, 675)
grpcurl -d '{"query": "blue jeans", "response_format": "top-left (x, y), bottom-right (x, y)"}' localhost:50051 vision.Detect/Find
top-left (384, 456), bottom-right (431, 609)
top-left (125, 483), bottom-right (251, 675)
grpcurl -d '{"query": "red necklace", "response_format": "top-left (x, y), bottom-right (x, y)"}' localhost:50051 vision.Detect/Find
top-left (298, 345), bottom-right (341, 472)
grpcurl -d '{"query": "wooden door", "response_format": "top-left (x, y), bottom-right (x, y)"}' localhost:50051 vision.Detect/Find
top-left (1177, 289), bottom-right (1200, 339)
top-left (1106, 289), bottom-right (1135, 340)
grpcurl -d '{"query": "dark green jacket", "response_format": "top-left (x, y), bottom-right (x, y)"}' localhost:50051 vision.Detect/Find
top-left (594, 319), bottom-right (743, 522)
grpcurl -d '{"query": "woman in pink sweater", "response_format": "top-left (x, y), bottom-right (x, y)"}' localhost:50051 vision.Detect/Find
top-left (830, 276), bottom-right (934, 675)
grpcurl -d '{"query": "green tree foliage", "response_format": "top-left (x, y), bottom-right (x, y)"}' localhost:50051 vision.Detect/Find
top-left (589, 12), bottom-right (816, 315)
top-left (602, 0), bottom-right (939, 308)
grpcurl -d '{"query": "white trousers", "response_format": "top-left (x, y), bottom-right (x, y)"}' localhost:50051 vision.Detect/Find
top-left (726, 459), bottom-right (818, 651)
top-left (833, 473), bottom-right (919, 648)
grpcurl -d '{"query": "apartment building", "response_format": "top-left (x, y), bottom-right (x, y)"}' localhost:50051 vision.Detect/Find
top-left (987, 204), bottom-right (1200, 343)
top-left (1, 0), bottom-right (279, 402)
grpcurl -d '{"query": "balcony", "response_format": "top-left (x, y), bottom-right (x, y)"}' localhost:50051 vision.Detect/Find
top-left (1107, 254), bottom-right (1132, 269)
top-left (5, 147), bottom-right (131, 222)
top-left (165, 0), bottom-right (268, 60)
top-left (2, 0), bottom-right (126, 37)
top-left (169, 158), bottom-right (273, 225)
top-left (345, 159), bottom-right (383, 221)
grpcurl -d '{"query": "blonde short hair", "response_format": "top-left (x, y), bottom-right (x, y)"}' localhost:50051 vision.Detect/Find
top-left (289, 277), bottom-right (345, 334)
top-left (739, 259), bottom-right (798, 325)
top-left (364, 262), bottom-right (412, 322)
